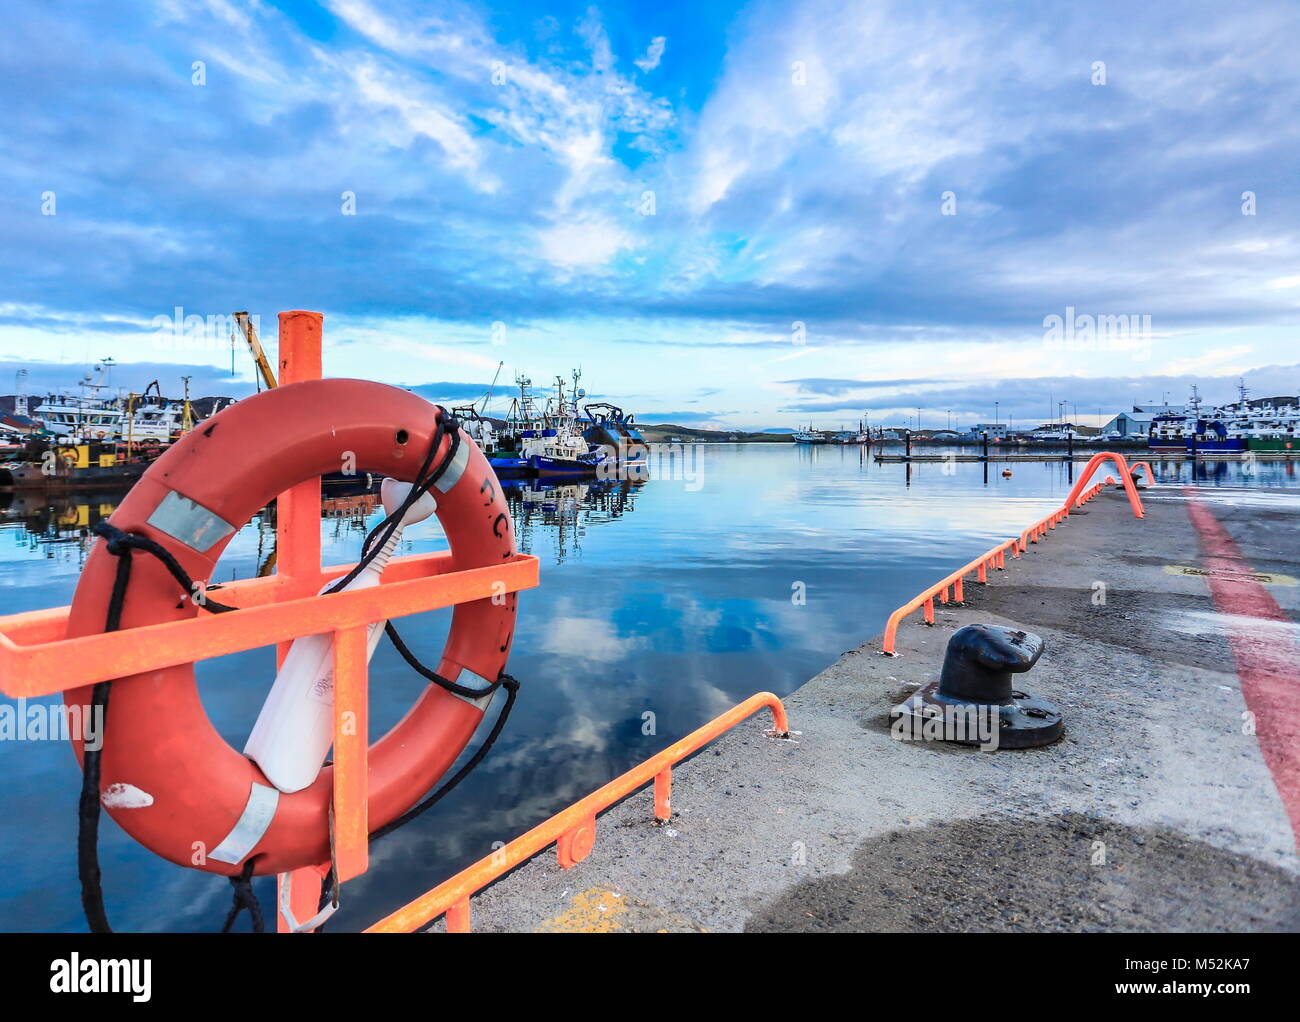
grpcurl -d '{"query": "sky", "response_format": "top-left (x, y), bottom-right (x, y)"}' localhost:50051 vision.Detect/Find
top-left (1, 0), bottom-right (1298, 429)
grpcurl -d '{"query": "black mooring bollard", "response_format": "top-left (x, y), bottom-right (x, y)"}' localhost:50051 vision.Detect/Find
top-left (890, 623), bottom-right (1063, 749)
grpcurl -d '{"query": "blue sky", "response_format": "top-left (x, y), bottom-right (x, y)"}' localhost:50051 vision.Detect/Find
top-left (1, 0), bottom-right (1298, 428)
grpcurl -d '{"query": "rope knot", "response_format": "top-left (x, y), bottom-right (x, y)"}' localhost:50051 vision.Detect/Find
top-left (92, 521), bottom-right (132, 557)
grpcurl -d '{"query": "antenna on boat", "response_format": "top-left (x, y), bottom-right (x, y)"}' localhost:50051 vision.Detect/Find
top-left (480, 360), bottom-right (504, 417)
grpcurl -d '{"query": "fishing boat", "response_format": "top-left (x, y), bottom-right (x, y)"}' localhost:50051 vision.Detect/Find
top-left (122, 382), bottom-right (186, 443)
top-left (1147, 410), bottom-right (1186, 451)
top-left (792, 426), bottom-right (826, 445)
top-left (529, 375), bottom-right (604, 478)
top-left (1239, 404), bottom-right (1300, 452)
top-left (35, 394), bottom-right (124, 442)
top-left (581, 400), bottom-right (649, 478)
top-left (493, 374), bottom-right (602, 479)
top-left (1185, 417), bottom-right (1247, 454)
top-left (0, 439), bottom-right (151, 490)
top-left (1216, 382), bottom-right (1299, 453)
top-left (452, 407), bottom-right (501, 455)
top-left (829, 419), bottom-right (872, 445)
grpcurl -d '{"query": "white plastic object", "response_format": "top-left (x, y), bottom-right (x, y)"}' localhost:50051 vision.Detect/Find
top-left (244, 478), bottom-right (438, 793)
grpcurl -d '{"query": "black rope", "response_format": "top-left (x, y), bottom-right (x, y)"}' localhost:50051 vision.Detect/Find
top-left (93, 524), bottom-right (238, 614)
top-left (369, 673), bottom-right (519, 842)
top-left (220, 859), bottom-right (266, 933)
top-left (77, 522), bottom-right (238, 933)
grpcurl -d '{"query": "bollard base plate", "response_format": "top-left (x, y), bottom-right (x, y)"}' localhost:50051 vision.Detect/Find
top-left (892, 682), bottom-right (1064, 750)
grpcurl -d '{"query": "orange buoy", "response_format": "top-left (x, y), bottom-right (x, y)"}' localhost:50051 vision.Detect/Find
top-left (1002, 469), bottom-right (1012, 478)
top-left (64, 380), bottom-right (517, 876)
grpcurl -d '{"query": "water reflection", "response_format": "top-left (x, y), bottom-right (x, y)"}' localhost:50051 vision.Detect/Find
top-left (503, 478), bottom-right (643, 564)
top-left (1, 446), bottom-right (1297, 931)
top-left (0, 489), bottom-right (125, 567)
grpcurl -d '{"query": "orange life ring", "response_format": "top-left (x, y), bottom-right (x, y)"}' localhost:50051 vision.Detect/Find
top-left (64, 380), bottom-right (517, 876)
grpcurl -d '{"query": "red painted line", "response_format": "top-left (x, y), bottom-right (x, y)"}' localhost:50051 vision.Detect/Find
top-left (1184, 490), bottom-right (1300, 847)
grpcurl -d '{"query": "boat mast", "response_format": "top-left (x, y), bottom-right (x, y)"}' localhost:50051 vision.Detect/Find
top-left (479, 360), bottom-right (504, 417)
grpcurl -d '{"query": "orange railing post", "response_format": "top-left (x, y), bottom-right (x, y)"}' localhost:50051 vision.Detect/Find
top-left (654, 767), bottom-right (672, 821)
top-left (332, 625), bottom-right (370, 882)
top-left (275, 311), bottom-right (328, 931)
top-left (275, 311), bottom-right (324, 599)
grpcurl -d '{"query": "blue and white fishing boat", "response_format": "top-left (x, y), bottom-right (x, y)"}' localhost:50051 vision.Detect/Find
top-left (493, 374), bottom-right (603, 479)
top-left (581, 399), bottom-right (649, 479)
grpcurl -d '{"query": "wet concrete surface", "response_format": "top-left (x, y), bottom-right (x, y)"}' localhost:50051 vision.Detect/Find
top-left (459, 484), bottom-right (1300, 932)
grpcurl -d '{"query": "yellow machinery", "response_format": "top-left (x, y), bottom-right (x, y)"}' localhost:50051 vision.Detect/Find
top-left (58, 444), bottom-right (116, 470)
top-left (180, 376), bottom-right (195, 434)
top-left (234, 311), bottom-right (278, 390)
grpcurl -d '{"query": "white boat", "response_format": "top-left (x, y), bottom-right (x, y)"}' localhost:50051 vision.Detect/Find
top-left (452, 407), bottom-right (499, 454)
top-left (1029, 427), bottom-right (1077, 442)
top-left (35, 395), bottom-right (125, 442)
top-left (792, 426), bottom-right (827, 445)
top-left (123, 399), bottom-right (185, 443)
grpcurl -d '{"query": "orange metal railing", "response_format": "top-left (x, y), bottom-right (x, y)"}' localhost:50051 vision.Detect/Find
top-left (366, 691), bottom-right (791, 933)
top-left (881, 451), bottom-right (1147, 655)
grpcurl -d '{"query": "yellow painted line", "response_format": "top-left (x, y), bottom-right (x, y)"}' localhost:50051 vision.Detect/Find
top-left (535, 887), bottom-right (707, 933)
top-left (1164, 565), bottom-right (1297, 586)
top-left (536, 888), bottom-right (631, 933)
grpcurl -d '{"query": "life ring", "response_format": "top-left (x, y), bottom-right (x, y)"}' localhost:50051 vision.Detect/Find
top-left (63, 380), bottom-right (518, 876)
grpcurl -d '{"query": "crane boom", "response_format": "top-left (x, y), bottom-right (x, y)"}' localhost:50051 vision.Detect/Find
top-left (234, 311), bottom-right (277, 390)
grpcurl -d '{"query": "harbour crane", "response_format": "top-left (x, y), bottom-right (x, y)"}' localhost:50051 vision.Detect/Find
top-left (234, 311), bottom-right (277, 390)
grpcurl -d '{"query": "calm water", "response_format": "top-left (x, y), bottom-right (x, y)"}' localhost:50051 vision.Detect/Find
top-left (1, 445), bottom-right (1296, 931)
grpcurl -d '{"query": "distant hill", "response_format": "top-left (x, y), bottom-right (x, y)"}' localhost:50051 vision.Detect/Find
top-left (635, 423), bottom-right (792, 443)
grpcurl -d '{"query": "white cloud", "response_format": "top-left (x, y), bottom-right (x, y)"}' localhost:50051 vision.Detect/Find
top-left (634, 36), bottom-right (667, 73)
top-left (538, 215), bottom-right (638, 270)
top-left (347, 61), bottom-right (490, 183)
top-left (539, 615), bottom-right (641, 662)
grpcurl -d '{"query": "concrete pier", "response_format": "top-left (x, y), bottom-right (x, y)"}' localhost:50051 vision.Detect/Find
top-left (873, 452), bottom-right (1300, 462)
top-left (462, 485), bottom-right (1300, 932)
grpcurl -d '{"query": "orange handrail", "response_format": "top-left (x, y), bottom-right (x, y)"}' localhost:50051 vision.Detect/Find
top-left (366, 691), bottom-right (791, 933)
top-left (1062, 450), bottom-right (1145, 520)
top-left (880, 537), bottom-right (1021, 655)
top-left (879, 450), bottom-right (1151, 656)
top-left (1017, 480), bottom-right (1105, 552)
top-left (0, 552), bottom-right (537, 698)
